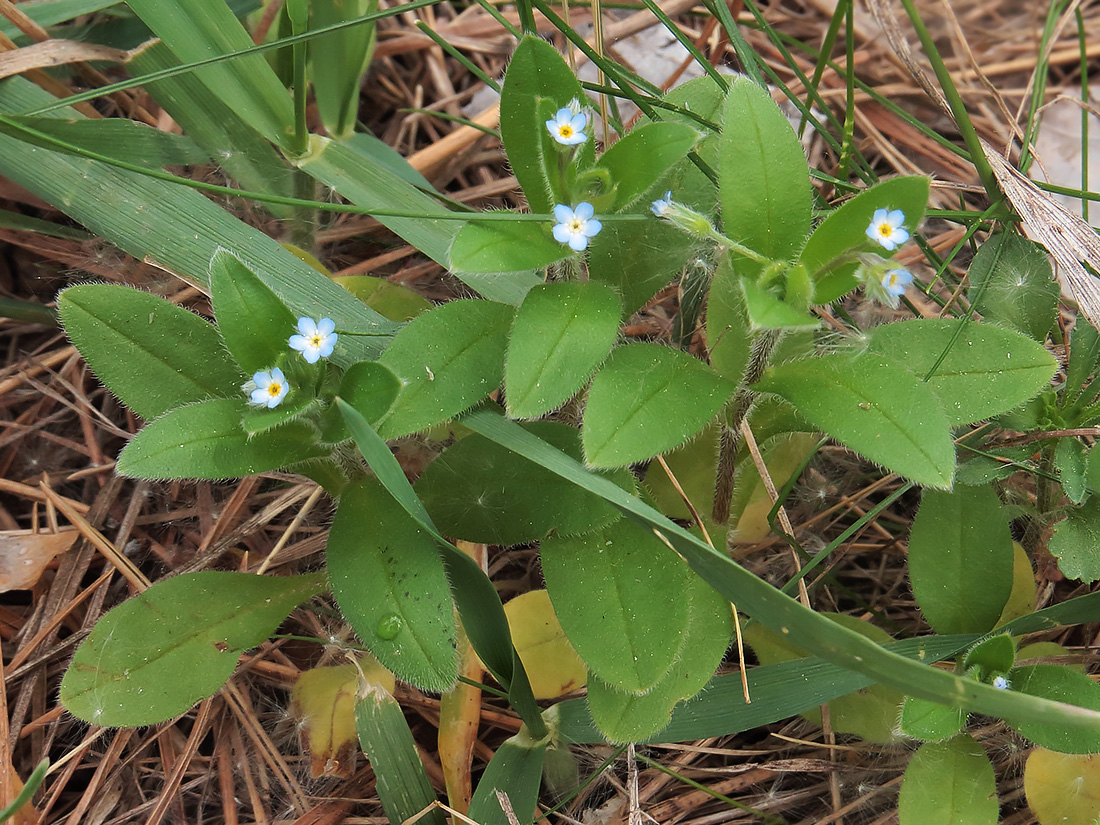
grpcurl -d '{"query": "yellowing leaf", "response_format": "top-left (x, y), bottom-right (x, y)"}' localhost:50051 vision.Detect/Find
top-left (291, 659), bottom-right (394, 778)
top-left (504, 590), bottom-right (586, 700)
top-left (1025, 749), bottom-right (1100, 825)
top-left (996, 542), bottom-right (1037, 627)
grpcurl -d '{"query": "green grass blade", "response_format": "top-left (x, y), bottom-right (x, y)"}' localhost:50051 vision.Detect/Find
top-left (461, 408), bottom-right (1100, 736)
top-left (124, 0), bottom-right (295, 149)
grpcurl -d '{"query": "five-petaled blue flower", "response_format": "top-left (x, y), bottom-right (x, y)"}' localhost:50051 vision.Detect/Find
top-left (651, 191), bottom-right (673, 218)
top-left (881, 268), bottom-right (913, 297)
top-left (866, 208), bottom-right (910, 251)
top-left (553, 202), bottom-right (602, 251)
top-left (992, 675), bottom-right (1010, 690)
top-left (289, 317), bottom-right (338, 364)
top-left (246, 367), bottom-right (289, 408)
top-left (546, 108), bottom-right (588, 146)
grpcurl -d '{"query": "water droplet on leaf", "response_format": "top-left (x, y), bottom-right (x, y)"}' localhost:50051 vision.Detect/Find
top-left (376, 614), bottom-right (402, 640)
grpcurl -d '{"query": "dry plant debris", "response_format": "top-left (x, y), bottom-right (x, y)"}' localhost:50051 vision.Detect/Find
top-left (1, 0), bottom-right (1099, 823)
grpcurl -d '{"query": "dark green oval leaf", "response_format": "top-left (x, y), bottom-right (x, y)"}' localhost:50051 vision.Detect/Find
top-left (898, 736), bottom-right (998, 825)
top-left (594, 122), bottom-right (701, 211)
top-left (909, 484), bottom-right (1013, 635)
top-left (754, 352), bottom-right (955, 488)
top-left (1049, 497), bottom-right (1100, 583)
top-left (506, 281), bottom-right (621, 419)
top-left (328, 477), bottom-right (458, 692)
top-left (865, 318), bottom-right (1057, 426)
top-left (583, 343), bottom-right (736, 468)
top-left (377, 299), bottom-right (514, 438)
top-left (968, 233), bottom-right (1059, 342)
top-left (1009, 665), bottom-right (1100, 753)
top-left (449, 218), bottom-right (572, 274)
top-left (211, 248), bottom-right (298, 373)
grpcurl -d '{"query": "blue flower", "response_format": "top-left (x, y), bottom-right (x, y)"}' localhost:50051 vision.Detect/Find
top-left (289, 317), bottom-right (338, 364)
top-left (866, 208), bottom-right (910, 251)
top-left (246, 367), bottom-right (289, 408)
top-left (552, 202), bottom-right (602, 251)
top-left (881, 268), bottom-right (913, 297)
top-left (992, 675), bottom-right (1010, 690)
top-left (545, 107), bottom-right (588, 145)
top-left (651, 191), bottom-right (673, 218)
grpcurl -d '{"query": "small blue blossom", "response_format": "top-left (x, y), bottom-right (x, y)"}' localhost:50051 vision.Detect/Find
top-left (289, 317), bottom-right (338, 364)
top-left (881, 268), bottom-right (913, 298)
top-left (545, 107), bottom-right (588, 145)
top-left (992, 675), bottom-right (1010, 690)
top-left (866, 208), bottom-right (910, 251)
top-left (552, 202), bottom-right (602, 251)
top-left (651, 191), bottom-right (673, 218)
top-left (246, 367), bottom-right (289, 408)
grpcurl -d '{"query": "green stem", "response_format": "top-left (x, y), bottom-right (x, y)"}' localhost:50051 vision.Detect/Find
top-left (0, 297), bottom-right (59, 327)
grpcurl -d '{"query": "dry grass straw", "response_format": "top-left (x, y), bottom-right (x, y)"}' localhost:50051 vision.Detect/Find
top-left (0, 0), bottom-right (1098, 822)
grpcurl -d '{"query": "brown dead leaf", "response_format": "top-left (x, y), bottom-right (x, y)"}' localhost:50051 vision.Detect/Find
top-left (981, 138), bottom-right (1100, 331)
top-left (0, 529), bottom-right (78, 592)
top-left (0, 40), bottom-right (130, 81)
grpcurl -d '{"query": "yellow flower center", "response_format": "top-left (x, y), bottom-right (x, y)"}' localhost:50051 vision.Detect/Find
top-left (310, 334), bottom-right (324, 347)
top-left (560, 125), bottom-right (574, 137)
top-left (569, 219), bottom-right (583, 232)
top-left (268, 383), bottom-right (282, 397)
top-left (879, 223), bottom-right (892, 237)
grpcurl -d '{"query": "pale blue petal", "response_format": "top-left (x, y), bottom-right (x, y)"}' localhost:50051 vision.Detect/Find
top-left (886, 209), bottom-right (906, 227)
top-left (253, 370), bottom-right (271, 385)
top-left (553, 203), bottom-right (573, 223)
top-left (288, 334), bottom-right (309, 352)
top-left (553, 223), bottom-right (572, 244)
top-left (317, 317), bottom-right (336, 336)
top-left (251, 387), bottom-right (270, 405)
top-left (296, 317), bottom-right (317, 336)
top-left (302, 348), bottom-right (320, 364)
top-left (574, 201), bottom-right (594, 220)
top-left (270, 367), bottom-right (286, 382)
top-left (584, 218), bottom-right (602, 237)
top-left (568, 233), bottom-right (588, 251)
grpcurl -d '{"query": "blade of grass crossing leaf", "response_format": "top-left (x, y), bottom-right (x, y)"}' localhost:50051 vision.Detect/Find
top-left (0, 78), bottom-right (395, 365)
top-left (460, 408), bottom-right (1100, 736)
top-left (467, 729), bottom-right (548, 825)
top-left (355, 686), bottom-right (447, 825)
top-left (335, 400), bottom-right (547, 738)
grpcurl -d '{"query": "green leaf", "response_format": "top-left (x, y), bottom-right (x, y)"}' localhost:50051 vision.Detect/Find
top-left (898, 736), bottom-right (998, 825)
top-left (59, 284), bottom-right (244, 421)
top-left (740, 277), bottom-right (819, 331)
top-left (506, 282), bottom-right (621, 419)
top-left (586, 572), bottom-right (732, 743)
top-left (116, 398), bottom-right (325, 479)
top-left (499, 36), bottom-right (590, 213)
top-left (338, 361), bottom-right (401, 425)
top-left (449, 217), bottom-right (570, 274)
top-left (909, 485), bottom-right (1014, 635)
top-left (593, 122), bottom-right (701, 211)
top-left (754, 352), bottom-right (956, 488)
top-left (210, 248), bottom-right (298, 373)
top-left (899, 697), bottom-right (966, 741)
top-left (1057, 437), bottom-right (1090, 504)
top-left (1009, 665), bottom-right (1100, 753)
top-left (1067, 319), bottom-right (1100, 404)
top-left (582, 343), bottom-right (736, 468)
top-left (801, 176), bottom-right (930, 304)
top-left (719, 76), bottom-right (811, 271)
top-left (415, 422), bottom-right (633, 545)
top-left (705, 257), bottom-right (752, 380)
top-left (968, 233), bottom-right (1059, 342)
top-left (125, 0), bottom-right (295, 149)
top-left (963, 634), bottom-right (1016, 679)
top-left (864, 318), bottom-right (1058, 426)
top-left (328, 477), bottom-right (458, 692)
top-left (1049, 497), bottom-right (1100, 583)
top-left (467, 728), bottom-right (548, 825)
top-left (60, 571), bottom-right (325, 725)
top-left (587, 219), bottom-right (691, 315)
top-left (310, 0), bottom-right (377, 140)
top-left (377, 299), bottom-right (514, 438)
top-left (542, 517), bottom-right (691, 693)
